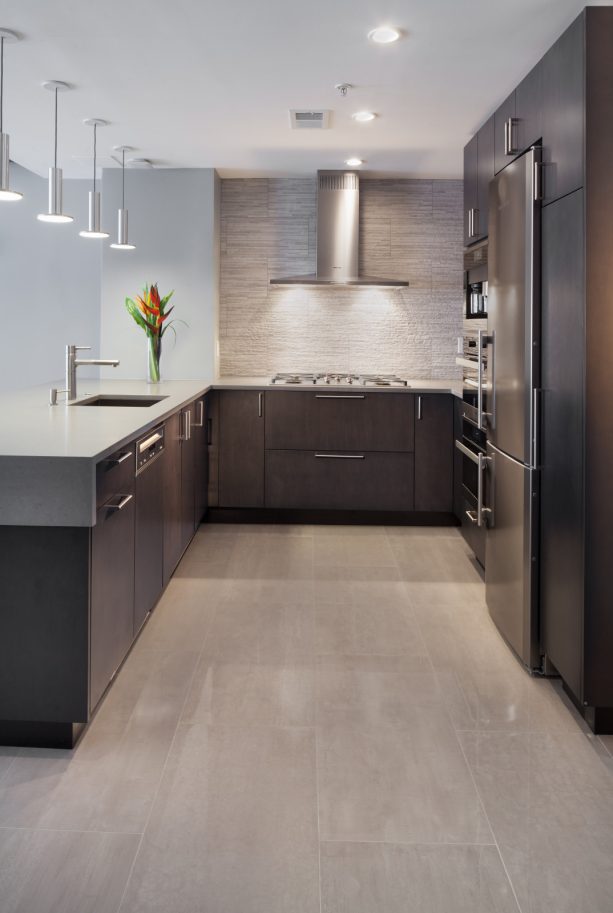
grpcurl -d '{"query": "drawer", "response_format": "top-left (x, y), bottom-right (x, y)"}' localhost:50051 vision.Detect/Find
top-left (265, 450), bottom-right (414, 511)
top-left (265, 391), bottom-right (414, 452)
top-left (460, 493), bottom-right (486, 568)
top-left (96, 442), bottom-right (135, 509)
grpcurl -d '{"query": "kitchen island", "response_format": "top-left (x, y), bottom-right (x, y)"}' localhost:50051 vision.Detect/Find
top-left (0, 376), bottom-right (461, 748)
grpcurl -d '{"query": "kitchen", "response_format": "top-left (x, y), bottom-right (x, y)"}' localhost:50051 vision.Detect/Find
top-left (0, 3), bottom-right (612, 911)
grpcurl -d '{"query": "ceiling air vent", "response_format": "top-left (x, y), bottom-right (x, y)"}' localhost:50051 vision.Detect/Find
top-left (289, 109), bottom-right (331, 130)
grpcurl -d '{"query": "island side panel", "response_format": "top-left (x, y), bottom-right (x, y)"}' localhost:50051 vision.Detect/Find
top-left (0, 525), bottom-right (90, 732)
top-left (0, 456), bottom-right (96, 527)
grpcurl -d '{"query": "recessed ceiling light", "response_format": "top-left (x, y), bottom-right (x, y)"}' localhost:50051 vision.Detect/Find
top-left (352, 111), bottom-right (376, 123)
top-left (368, 26), bottom-right (401, 44)
top-left (345, 158), bottom-right (364, 167)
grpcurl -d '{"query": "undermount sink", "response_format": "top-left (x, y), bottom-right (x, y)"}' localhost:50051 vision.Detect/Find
top-left (72, 394), bottom-right (168, 408)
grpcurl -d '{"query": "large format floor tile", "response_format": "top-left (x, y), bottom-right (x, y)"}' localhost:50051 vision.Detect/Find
top-left (320, 841), bottom-right (520, 913)
top-left (1, 521), bottom-right (611, 912)
top-left (0, 828), bottom-right (139, 913)
top-left (119, 723), bottom-right (320, 913)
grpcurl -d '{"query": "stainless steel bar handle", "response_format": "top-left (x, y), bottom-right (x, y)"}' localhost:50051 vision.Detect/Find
top-left (182, 409), bottom-right (191, 441)
top-left (258, 392), bottom-right (263, 417)
top-left (532, 388), bottom-right (539, 468)
top-left (472, 208), bottom-right (479, 238)
top-left (417, 395), bottom-right (422, 421)
top-left (110, 450), bottom-right (133, 464)
top-left (315, 394), bottom-right (366, 400)
top-left (192, 400), bottom-right (205, 427)
top-left (465, 510), bottom-right (478, 525)
top-left (315, 453), bottom-right (365, 459)
top-left (138, 432), bottom-right (162, 453)
top-left (455, 439), bottom-right (480, 466)
top-left (468, 209), bottom-right (473, 238)
top-left (504, 119), bottom-right (509, 155)
top-left (106, 493), bottom-right (133, 512)
top-left (506, 118), bottom-right (518, 155)
top-left (477, 328), bottom-right (484, 430)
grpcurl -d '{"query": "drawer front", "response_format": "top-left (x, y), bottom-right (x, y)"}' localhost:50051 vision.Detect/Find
top-left (460, 493), bottom-right (486, 568)
top-left (96, 443), bottom-right (135, 509)
top-left (265, 450), bottom-right (414, 512)
top-left (265, 391), bottom-right (415, 452)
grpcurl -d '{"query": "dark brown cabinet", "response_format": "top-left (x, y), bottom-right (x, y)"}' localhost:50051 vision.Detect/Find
top-left (162, 410), bottom-right (183, 585)
top-left (414, 394), bottom-right (453, 512)
top-left (516, 62), bottom-right (543, 154)
top-left (541, 13), bottom-right (584, 205)
top-left (90, 446), bottom-right (136, 712)
top-left (193, 397), bottom-right (208, 526)
top-left (463, 116), bottom-right (494, 245)
top-left (265, 450), bottom-right (414, 512)
top-left (494, 90), bottom-right (516, 174)
top-left (218, 390), bottom-right (265, 507)
top-left (134, 443), bottom-right (164, 634)
top-left (181, 402), bottom-right (197, 548)
top-left (265, 390), bottom-right (414, 452)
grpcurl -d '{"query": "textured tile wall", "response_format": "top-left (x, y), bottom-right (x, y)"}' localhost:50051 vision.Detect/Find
top-left (219, 178), bottom-right (463, 378)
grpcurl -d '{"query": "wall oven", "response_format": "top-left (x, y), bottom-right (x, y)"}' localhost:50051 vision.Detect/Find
top-left (455, 330), bottom-right (488, 567)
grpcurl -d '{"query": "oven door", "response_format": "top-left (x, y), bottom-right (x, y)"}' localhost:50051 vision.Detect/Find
top-left (455, 432), bottom-right (487, 568)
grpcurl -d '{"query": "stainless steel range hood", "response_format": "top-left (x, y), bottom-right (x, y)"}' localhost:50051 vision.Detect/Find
top-left (269, 171), bottom-right (409, 288)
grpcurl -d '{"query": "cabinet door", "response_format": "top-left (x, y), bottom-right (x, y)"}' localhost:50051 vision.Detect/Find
top-left (540, 189), bottom-right (584, 699)
top-left (181, 403), bottom-right (197, 549)
top-left (476, 115), bottom-right (495, 241)
top-left (463, 133), bottom-right (479, 245)
top-left (516, 62), bottom-right (543, 153)
top-left (90, 492), bottom-right (135, 712)
top-left (542, 14), bottom-right (584, 205)
top-left (193, 397), bottom-right (208, 526)
top-left (219, 391), bottom-right (265, 508)
top-left (163, 410), bottom-right (183, 585)
top-left (414, 394), bottom-right (454, 512)
top-left (134, 453), bottom-right (164, 633)
top-left (206, 391), bottom-right (219, 508)
top-left (494, 90), bottom-right (516, 174)
top-left (453, 397), bottom-right (464, 521)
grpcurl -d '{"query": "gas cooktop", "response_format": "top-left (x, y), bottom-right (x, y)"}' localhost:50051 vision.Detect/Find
top-left (270, 373), bottom-right (409, 387)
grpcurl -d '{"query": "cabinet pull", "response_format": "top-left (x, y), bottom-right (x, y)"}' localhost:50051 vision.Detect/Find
top-left (192, 400), bottom-right (205, 427)
top-left (468, 209), bottom-right (473, 238)
top-left (315, 453), bottom-right (365, 459)
top-left (107, 450), bottom-right (132, 465)
top-left (315, 394), bottom-right (366, 400)
top-left (258, 392), bottom-right (263, 417)
top-left (465, 509), bottom-right (478, 525)
top-left (417, 395), bottom-right (422, 421)
top-left (182, 409), bottom-right (191, 441)
top-left (505, 117), bottom-right (518, 155)
top-left (105, 493), bottom-right (133, 512)
top-left (533, 161), bottom-right (543, 201)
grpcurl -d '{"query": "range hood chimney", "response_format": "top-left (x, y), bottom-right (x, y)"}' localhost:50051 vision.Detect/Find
top-left (270, 170), bottom-right (408, 288)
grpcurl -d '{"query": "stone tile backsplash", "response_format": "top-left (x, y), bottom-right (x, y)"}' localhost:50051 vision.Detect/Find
top-left (219, 177), bottom-right (463, 378)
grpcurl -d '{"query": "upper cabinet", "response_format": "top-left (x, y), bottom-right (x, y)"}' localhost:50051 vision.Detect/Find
top-left (541, 13), bottom-right (584, 205)
top-left (465, 10), bottom-right (587, 243)
top-left (494, 90), bottom-right (517, 174)
top-left (463, 115), bottom-right (494, 246)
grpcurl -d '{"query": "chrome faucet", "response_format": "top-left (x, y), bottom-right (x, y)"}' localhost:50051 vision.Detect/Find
top-left (49, 344), bottom-right (120, 403)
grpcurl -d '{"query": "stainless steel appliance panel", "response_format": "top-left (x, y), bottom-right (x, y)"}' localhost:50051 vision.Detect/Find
top-left (485, 442), bottom-right (539, 668)
top-left (486, 148), bottom-right (540, 464)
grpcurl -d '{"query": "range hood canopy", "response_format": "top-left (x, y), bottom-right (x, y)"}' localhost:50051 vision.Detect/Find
top-left (270, 170), bottom-right (409, 288)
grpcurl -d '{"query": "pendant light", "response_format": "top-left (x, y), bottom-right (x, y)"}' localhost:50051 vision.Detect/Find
top-left (37, 81), bottom-right (73, 223)
top-left (0, 28), bottom-right (22, 202)
top-left (79, 118), bottom-right (109, 238)
top-left (110, 145), bottom-right (135, 249)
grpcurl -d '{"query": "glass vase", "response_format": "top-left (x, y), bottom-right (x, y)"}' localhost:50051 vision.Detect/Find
top-left (147, 335), bottom-right (161, 383)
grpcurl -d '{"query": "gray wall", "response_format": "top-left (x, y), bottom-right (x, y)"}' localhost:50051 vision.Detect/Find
top-left (0, 164), bottom-right (101, 391)
top-left (219, 178), bottom-right (463, 378)
top-left (100, 168), bottom-right (220, 382)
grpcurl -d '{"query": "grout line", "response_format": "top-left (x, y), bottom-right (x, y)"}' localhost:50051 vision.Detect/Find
top-left (0, 824), bottom-right (144, 836)
top-left (314, 724), bottom-right (323, 913)
top-left (114, 576), bottom-right (221, 913)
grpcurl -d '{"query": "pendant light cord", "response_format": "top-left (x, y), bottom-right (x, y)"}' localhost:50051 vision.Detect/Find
top-left (92, 122), bottom-right (97, 192)
top-left (54, 87), bottom-right (58, 169)
top-left (122, 148), bottom-right (125, 208)
top-left (0, 37), bottom-right (4, 134)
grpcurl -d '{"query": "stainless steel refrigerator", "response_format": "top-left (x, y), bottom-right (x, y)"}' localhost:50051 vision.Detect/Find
top-left (484, 146), bottom-right (541, 670)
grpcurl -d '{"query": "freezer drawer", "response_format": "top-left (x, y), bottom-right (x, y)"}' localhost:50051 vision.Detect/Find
top-left (485, 443), bottom-right (540, 668)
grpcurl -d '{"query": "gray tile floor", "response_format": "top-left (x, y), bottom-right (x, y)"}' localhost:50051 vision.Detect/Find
top-left (1, 524), bottom-right (612, 912)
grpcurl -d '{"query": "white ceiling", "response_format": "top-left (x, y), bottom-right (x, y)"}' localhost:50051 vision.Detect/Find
top-left (2, 0), bottom-right (609, 179)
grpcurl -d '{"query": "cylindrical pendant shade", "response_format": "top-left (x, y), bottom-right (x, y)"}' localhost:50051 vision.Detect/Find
top-left (0, 133), bottom-right (22, 201)
top-left (110, 208), bottom-right (135, 249)
top-left (37, 166), bottom-right (73, 222)
top-left (79, 190), bottom-right (109, 238)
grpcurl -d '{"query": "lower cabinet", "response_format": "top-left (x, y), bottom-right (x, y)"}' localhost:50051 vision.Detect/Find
top-left (162, 410), bottom-right (183, 585)
top-left (193, 396), bottom-right (208, 525)
top-left (414, 394), bottom-right (454, 512)
top-left (181, 401), bottom-right (197, 548)
top-left (218, 390), bottom-right (265, 507)
top-left (134, 446), bottom-right (164, 634)
top-left (265, 450), bottom-right (415, 511)
top-left (90, 445), bottom-right (136, 713)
